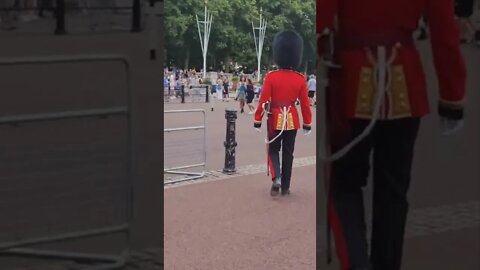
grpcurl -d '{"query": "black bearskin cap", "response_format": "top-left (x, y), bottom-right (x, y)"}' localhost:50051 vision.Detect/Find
top-left (272, 30), bottom-right (304, 70)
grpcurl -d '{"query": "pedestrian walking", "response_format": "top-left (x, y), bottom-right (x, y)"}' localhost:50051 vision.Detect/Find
top-left (235, 81), bottom-right (247, 113)
top-left (307, 74), bottom-right (316, 106)
top-left (246, 78), bottom-right (256, 114)
top-left (222, 78), bottom-right (229, 102)
top-left (317, 0), bottom-right (466, 269)
top-left (216, 77), bottom-right (223, 100)
top-left (254, 30), bottom-right (313, 197)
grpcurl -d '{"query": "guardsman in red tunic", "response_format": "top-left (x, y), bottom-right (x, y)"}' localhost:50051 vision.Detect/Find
top-left (317, 0), bottom-right (466, 269)
top-left (254, 30), bottom-right (313, 197)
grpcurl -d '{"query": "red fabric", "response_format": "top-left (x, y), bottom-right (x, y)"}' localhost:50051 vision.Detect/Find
top-left (254, 70), bottom-right (312, 129)
top-left (317, 0), bottom-right (338, 33)
top-left (316, 0), bottom-right (466, 118)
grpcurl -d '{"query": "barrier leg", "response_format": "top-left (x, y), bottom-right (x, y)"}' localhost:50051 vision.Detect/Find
top-left (181, 85), bottom-right (185, 103)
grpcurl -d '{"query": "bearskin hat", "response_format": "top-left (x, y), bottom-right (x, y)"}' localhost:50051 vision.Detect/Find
top-left (272, 30), bottom-right (304, 70)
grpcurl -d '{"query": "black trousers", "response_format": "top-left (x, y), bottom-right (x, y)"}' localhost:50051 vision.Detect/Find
top-left (328, 118), bottom-right (420, 270)
top-left (268, 129), bottom-right (297, 190)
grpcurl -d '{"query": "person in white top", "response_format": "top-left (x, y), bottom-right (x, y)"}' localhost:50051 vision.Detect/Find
top-left (169, 73), bottom-right (176, 93)
top-left (307, 74), bottom-right (316, 106)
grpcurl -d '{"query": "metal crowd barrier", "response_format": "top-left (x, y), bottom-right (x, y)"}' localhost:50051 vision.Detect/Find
top-left (164, 85), bottom-right (210, 104)
top-left (164, 109), bottom-right (207, 184)
top-left (0, 54), bottom-right (133, 270)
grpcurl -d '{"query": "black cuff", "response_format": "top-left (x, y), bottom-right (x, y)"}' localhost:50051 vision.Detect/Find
top-left (438, 102), bottom-right (463, 120)
top-left (303, 125), bottom-right (311, 131)
top-left (254, 122), bottom-right (262, 128)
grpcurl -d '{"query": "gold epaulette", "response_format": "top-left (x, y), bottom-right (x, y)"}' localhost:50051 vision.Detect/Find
top-left (293, 70), bottom-right (307, 78)
top-left (267, 70), bottom-right (280, 75)
top-left (268, 69), bottom-right (305, 78)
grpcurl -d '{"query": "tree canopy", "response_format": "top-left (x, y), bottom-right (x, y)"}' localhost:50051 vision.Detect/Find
top-left (164, 0), bottom-right (316, 74)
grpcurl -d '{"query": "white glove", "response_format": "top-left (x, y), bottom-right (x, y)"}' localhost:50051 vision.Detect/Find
top-left (303, 129), bottom-right (312, 136)
top-left (255, 128), bottom-right (262, 133)
top-left (440, 118), bottom-right (464, 136)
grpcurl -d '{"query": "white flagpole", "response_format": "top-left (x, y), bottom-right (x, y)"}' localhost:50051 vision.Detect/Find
top-left (196, 0), bottom-right (213, 79)
top-left (252, 8), bottom-right (267, 82)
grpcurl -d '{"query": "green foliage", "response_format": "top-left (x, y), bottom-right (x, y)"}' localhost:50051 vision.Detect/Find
top-left (164, 0), bottom-right (316, 74)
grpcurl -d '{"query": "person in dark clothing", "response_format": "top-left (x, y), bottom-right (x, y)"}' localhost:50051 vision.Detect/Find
top-left (254, 30), bottom-right (313, 197)
top-left (222, 78), bottom-right (230, 102)
top-left (246, 79), bottom-right (256, 114)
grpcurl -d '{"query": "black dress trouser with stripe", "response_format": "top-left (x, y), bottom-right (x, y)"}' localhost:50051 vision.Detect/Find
top-left (268, 129), bottom-right (297, 190)
top-left (328, 118), bottom-right (421, 270)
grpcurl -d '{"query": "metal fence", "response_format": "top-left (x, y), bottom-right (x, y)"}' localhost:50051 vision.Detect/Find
top-left (164, 109), bottom-right (207, 185)
top-left (0, 55), bottom-right (133, 269)
top-left (164, 85), bottom-right (211, 104)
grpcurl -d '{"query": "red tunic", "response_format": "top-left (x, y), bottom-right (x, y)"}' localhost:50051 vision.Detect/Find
top-left (254, 70), bottom-right (312, 130)
top-left (317, 0), bottom-right (467, 119)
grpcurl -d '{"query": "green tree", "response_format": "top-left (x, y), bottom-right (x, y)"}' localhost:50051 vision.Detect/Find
top-left (164, 0), bottom-right (316, 74)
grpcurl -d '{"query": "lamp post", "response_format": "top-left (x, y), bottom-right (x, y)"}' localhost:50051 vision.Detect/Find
top-left (196, 0), bottom-right (213, 79)
top-left (252, 8), bottom-right (267, 82)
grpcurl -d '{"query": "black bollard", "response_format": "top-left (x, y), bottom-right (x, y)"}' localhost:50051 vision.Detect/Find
top-left (181, 85), bottom-right (185, 103)
top-left (205, 86), bottom-right (209, 103)
top-left (54, 0), bottom-right (66, 35)
top-left (223, 109), bottom-right (238, 174)
top-left (168, 86), bottom-right (171, 96)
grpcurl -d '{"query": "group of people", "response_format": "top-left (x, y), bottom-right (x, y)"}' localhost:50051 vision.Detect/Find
top-left (163, 68), bottom-right (264, 111)
top-left (219, 73), bottom-right (316, 115)
top-left (232, 77), bottom-right (256, 114)
top-left (0, 0), bottom-right (45, 30)
top-left (0, 0), bottom-right (120, 31)
top-left (163, 68), bottom-right (207, 98)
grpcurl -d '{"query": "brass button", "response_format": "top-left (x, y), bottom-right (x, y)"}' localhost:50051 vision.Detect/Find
top-left (400, 101), bottom-right (406, 107)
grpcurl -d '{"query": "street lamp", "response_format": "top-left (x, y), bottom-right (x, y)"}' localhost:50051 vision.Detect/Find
top-left (252, 8), bottom-right (267, 82)
top-left (196, 0), bottom-right (213, 79)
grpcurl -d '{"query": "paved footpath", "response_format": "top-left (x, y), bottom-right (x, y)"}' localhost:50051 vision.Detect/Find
top-left (165, 165), bottom-right (316, 270)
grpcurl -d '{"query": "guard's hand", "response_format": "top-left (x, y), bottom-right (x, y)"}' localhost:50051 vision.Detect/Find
top-left (255, 128), bottom-right (262, 133)
top-left (303, 129), bottom-right (311, 136)
top-left (440, 118), bottom-right (464, 136)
